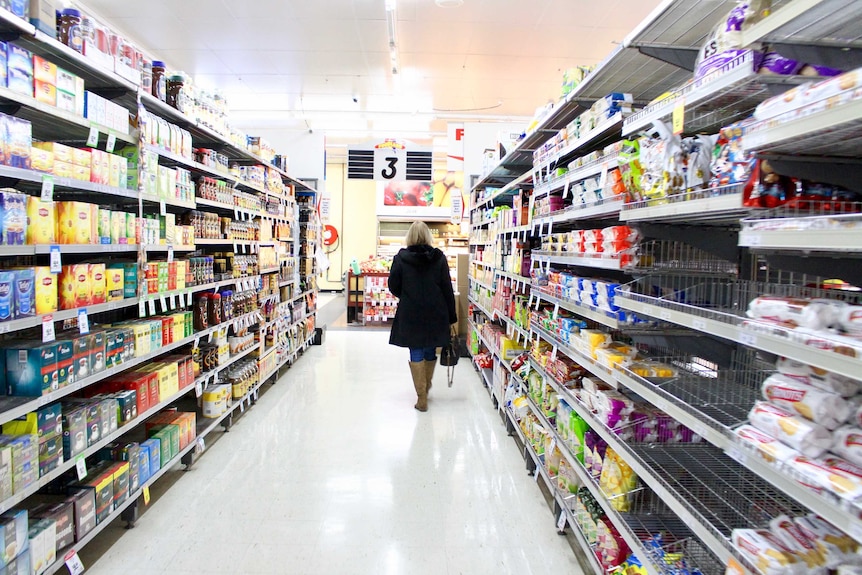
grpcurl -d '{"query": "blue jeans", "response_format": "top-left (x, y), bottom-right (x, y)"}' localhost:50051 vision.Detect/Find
top-left (409, 347), bottom-right (436, 362)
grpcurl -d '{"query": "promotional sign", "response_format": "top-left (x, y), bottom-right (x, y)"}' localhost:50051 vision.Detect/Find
top-left (377, 169), bottom-right (465, 220)
top-left (347, 139), bottom-right (433, 181)
top-left (447, 123), bottom-right (465, 172)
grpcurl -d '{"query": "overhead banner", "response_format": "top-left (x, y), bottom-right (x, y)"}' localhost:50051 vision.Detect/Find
top-left (447, 123), bottom-right (464, 172)
top-left (377, 169), bottom-right (465, 220)
top-left (347, 138), bottom-right (433, 181)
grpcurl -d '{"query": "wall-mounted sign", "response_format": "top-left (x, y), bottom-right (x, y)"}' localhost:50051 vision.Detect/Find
top-left (347, 138), bottom-right (432, 181)
top-left (377, 169), bottom-right (465, 220)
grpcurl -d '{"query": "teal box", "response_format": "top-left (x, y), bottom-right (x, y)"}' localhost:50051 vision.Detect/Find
top-left (90, 331), bottom-right (105, 375)
top-left (54, 340), bottom-right (72, 389)
top-left (12, 269), bottom-right (34, 319)
top-left (137, 446), bottom-right (150, 485)
top-left (0, 271), bottom-right (14, 322)
top-left (35, 404), bottom-right (62, 441)
top-left (140, 438), bottom-right (160, 476)
top-left (5, 343), bottom-right (57, 396)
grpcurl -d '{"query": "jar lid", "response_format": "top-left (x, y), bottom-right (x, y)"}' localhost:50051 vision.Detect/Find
top-left (152, 60), bottom-right (166, 68)
top-left (61, 8), bottom-right (81, 16)
top-left (168, 74), bottom-right (185, 82)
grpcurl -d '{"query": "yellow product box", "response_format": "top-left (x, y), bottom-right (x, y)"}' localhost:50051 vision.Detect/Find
top-left (164, 213), bottom-right (175, 245)
top-left (71, 147), bottom-right (90, 167)
top-left (89, 263), bottom-right (106, 305)
top-left (52, 160), bottom-right (74, 180)
top-left (33, 267), bottom-right (58, 314)
top-left (34, 79), bottom-right (56, 106)
top-left (499, 337), bottom-right (526, 361)
top-left (171, 313), bottom-right (184, 342)
top-left (30, 147), bottom-right (53, 173)
top-left (56, 201), bottom-right (93, 244)
top-left (98, 150), bottom-right (110, 186)
top-left (175, 260), bottom-right (186, 290)
top-left (126, 213), bottom-right (136, 244)
top-left (33, 55), bottom-right (57, 84)
top-left (128, 324), bottom-right (150, 357)
top-left (110, 211), bottom-right (123, 244)
top-left (26, 196), bottom-right (55, 244)
top-left (97, 208), bottom-right (111, 243)
top-left (87, 149), bottom-right (104, 185)
top-left (72, 164), bottom-right (90, 182)
top-left (164, 362), bottom-right (179, 398)
top-left (108, 154), bottom-right (122, 188)
top-left (34, 142), bottom-right (74, 164)
top-left (105, 267), bottom-right (124, 302)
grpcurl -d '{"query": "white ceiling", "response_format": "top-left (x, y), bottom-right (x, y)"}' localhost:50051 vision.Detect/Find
top-left (80, 0), bottom-right (662, 147)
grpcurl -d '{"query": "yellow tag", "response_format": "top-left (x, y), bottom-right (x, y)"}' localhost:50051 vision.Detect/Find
top-left (672, 98), bottom-right (685, 135)
top-left (726, 558), bottom-right (745, 575)
top-left (143, 486), bottom-right (151, 505)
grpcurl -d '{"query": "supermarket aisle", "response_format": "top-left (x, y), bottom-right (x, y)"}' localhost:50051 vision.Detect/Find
top-left (82, 330), bottom-right (583, 575)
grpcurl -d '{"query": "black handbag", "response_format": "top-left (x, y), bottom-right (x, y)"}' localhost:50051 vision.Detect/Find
top-left (439, 334), bottom-right (459, 387)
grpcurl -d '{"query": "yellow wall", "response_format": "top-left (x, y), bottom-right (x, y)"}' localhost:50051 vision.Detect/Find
top-left (319, 163), bottom-right (379, 291)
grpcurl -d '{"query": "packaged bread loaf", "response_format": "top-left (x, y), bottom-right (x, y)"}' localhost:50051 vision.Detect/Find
top-left (747, 296), bottom-right (842, 330)
top-left (831, 426), bottom-right (862, 467)
top-left (736, 424), bottom-right (802, 463)
top-left (776, 357), bottom-right (862, 398)
top-left (795, 515), bottom-right (859, 568)
top-left (789, 455), bottom-right (862, 500)
top-left (768, 515), bottom-right (828, 572)
top-left (762, 374), bottom-right (851, 430)
top-left (732, 528), bottom-right (806, 575)
top-left (748, 401), bottom-right (833, 458)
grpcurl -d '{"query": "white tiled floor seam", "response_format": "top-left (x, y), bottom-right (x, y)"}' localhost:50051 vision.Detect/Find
top-left (80, 329), bottom-right (584, 575)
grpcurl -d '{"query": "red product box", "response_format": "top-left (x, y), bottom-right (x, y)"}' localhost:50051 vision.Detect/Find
top-left (159, 317), bottom-right (173, 346)
top-left (111, 375), bottom-right (149, 415)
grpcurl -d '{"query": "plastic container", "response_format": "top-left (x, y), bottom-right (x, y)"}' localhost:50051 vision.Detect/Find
top-left (57, 9), bottom-right (83, 53)
top-left (152, 60), bottom-right (166, 101)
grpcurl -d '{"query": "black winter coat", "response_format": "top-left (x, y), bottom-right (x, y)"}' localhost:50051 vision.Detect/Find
top-left (388, 244), bottom-right (457, 349)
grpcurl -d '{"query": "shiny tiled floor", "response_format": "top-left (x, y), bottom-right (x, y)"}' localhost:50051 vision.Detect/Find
top-left (81, 323), bottom-right (584, 574)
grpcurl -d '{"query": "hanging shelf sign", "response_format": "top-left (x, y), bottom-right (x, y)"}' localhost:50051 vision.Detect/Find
top-left (347, 138), bottom-right (432, 181)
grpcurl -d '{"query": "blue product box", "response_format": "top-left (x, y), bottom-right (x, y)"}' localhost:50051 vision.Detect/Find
top-left (137, 446), bottom-right (150, 485)
top-left (0, 271), bottom-right (14, 321)
top-left (0, 509), bottom-right (28, 565)
top-left (0, 192), bottom-right (27, 244)
top-left (5, 342), bottom-right (57, 396)
top-left (0, 42), bottom-right (6, 88)
top-left (140, 438), bottom-right (161, 477)
top-left (6, 119), bottom-right (30, 170)
top-left (8, 0), bottom-right (28, 19)
top-left (12, 269), bottom-right (33, 319)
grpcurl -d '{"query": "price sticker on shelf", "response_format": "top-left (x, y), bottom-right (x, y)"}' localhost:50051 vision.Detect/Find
top-left (550, 346), bottom-right (558, 362)
top-left (75, 457), bottom-right (87, 480)
top-left (233, 242), bottom-right (238, 253)
top-left (692, 319), bottom-right (706, 332)
top-left (78, 309), bottom-right (89, 334)
top-left (106, 133), bottom-right (117, 153)
top-left (41, 175), bottom-right (54, 203)
top-left (167, 246), bottom-right (174, 263)
top-left (535, 297), bottom-right (541, 311)
top-left (148, 299), bottom-right (156, 316)
top-left (739, 332), bottom-right (757, 347)
top-left (159, 296), bottom-right (167, 313)
top-left (143, 485), bottom-right (151, 505)
top-left (170, 294), bottom-right (177, 309)
top-left (64, 550), bottom-right (85, 575)
top-left (672, 98), bottom-right (685, 136)
top-left (547, 220), bottom-right (553, 236)
top-left (659, 310), bottom-right (671, 321)
top-left (42, 315), bottom-right (55, 343)
top-left (725, 446), bottom-right (747, 466)
top-left (187, 292), bottom-right (194, 306)
top-left (160, 200), bottom-right (167, 216)
top-left (725, 558), bottom-right (745, 575)
top-left (208, 331), bottom-right (214, 343)
top-left (240, 243), bottom-right (246, 254)
top-left (196, 437), bottom-right (205, 454)
top-left (139, 300), bottom-right (146, 318)
top-left (234, 209), bottom-right (240, 221)
top-left (239, 399), bottom-right (245, 413)
top-left (557, 511), bottom-right (567, 531)
top-left (49, 245), bottom-right (62, 273)
top-left (533, 468), bottom-right (540, 482)
top-left (195, 381), bottom-right (203, 398)
top-left (599, 162), bottom-right (610, 191)
top-left (552, 303), bottom-right (559, 318)
top-left (86, 126), bottom-right (99, 147)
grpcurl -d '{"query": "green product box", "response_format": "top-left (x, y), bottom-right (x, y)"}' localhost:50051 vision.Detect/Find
top-left (54, 340), bottom-right (72, 389)
top-left (114, 391), bottom-right (137, 424)
top-left (97, 208), bottom-right (111, 243)
top-left (90, 331), bottom-right (105, 375)
top-left (149, 428), bottom-right (174, 468)
top-left (36, 404), bottom-right (62, 442)
top-left (104, 330), bottom-right (121, 370)
top-left (37, 436), bottom-right (63, 477)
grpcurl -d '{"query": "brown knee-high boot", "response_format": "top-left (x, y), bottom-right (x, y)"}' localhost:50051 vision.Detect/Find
top-left (424, 359), bottom-right (436, 394)
top-left (409, 361), bottom-right (427, 411)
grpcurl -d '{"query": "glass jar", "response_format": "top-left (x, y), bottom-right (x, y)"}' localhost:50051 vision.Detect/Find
top-left (166, 73), bottom-right (185, 110)
top-left (57, 9), bottom-right (83, 53)
top-left (151, 60), bottom-right (167, 101)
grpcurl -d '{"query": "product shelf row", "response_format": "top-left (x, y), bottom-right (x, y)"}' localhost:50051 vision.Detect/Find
top-left (192, 342), bottom-right (262, 392)
top-left (532, 289), bottom-right (623, 330)
top-left (532, 152), bottom-right (620, 202)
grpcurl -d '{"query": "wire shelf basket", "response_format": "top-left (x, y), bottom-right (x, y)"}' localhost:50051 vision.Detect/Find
top-left (636, 240), bottom-right (740, 276)
top-left (621, 182), bottom-right (747, 212)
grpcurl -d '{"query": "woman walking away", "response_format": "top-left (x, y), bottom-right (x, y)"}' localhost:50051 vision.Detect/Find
top-left (388, 221), bottom-right (457, 412)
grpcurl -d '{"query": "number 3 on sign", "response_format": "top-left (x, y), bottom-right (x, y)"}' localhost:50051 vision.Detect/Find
top-left (374, 146), bottom-right (406, 181)
top-left (381, 156), bottom-right (398, 179)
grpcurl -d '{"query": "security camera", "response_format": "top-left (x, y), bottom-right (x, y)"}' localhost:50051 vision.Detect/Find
top-left (352, 97), bottom-right (358, 103)
top-left (308, 129), bottom-right (313, 134)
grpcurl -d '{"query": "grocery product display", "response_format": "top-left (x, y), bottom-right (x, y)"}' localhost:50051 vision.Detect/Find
top-left (468, 2), bottom-right (862, 574)
top-left (0, 5), bottom-right (321, 573)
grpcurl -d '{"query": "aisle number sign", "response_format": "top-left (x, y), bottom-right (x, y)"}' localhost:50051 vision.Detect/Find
top-left (373, 140), bottom-right (407, 182)
top-left (347, 138), bottom-right (432, 181)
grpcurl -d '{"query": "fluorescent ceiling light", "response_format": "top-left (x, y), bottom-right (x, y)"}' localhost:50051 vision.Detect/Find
top-left (385, 0), bottom-right (396, 11)
top-left (435, 0), bottom-right (463, 5)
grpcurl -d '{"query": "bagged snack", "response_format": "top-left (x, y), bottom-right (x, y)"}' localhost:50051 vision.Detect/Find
top-left (736, 424), bottom-right (802, 463)
top-left (732, 528), bottom-right (807, 575)
top-left (598, 447), bottom-right (638, 511)
top-left (795, 515), bottom-right (859, 568)
top-left (596, 518), bottom-right (630, 569)
top-left (762, 374), bottom-right (851, 430)
top-left (769, 515), bottom-right (828, 571)
top-left (748, 401), bottom-right (833, 458)
top-left (830, 427), bottom-right (862, 467)
top-left (776, 357), bottom-right (862, 398)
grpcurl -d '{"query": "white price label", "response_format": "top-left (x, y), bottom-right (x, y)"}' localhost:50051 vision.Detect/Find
top-left (194, 336), bottom-right (200, 349)
top-left (208, 331), bottom-right (214, 342)
top-left (553, 303), bottom-right (559, 318)
top-left (745, 234), bottom-right (761, 246)
top-left (535, 298), bottom-right (541, 311)
top-left (78, 309), bottom-right (89, 334)
top-left (41, 175), bottom-right (54, 202)
top-left (160, 296), bottom-right (167, 313)
top-left (170, 294), bottom-right (177, 309)
top-left (692, 319), bottom-right (707, 331)
top-left (551, 346), bottom-right (558, 362)
top-left (42, 315), bottom-right (55, 342)
top-left (239, 399), bottom-right (245, 413)
top-left (187, 292), bottom-right (194, 306)
top-left (64, 550), bottom-right (85, 575)
top-left (76, 457), bottom-right (87, 480)
top-left (659, 310), bottom-right (671, 321)
top-left (148, 299), bottom-right (156, 316)
top-left (528, 294), bottom-right (535, 308)
top-left (739, 332), bottom-right (757, 347)
top-left (547, 220), bottom-right (553, 236)
top-left (196, 437), bottom-right (205, 454)
top-left (726, 446), bottom-right (747, 466)
top-left (533, 468), bottom-right (540, 482)
top-left (195, 381), bottom-right (202, 398)
top-left (240, 243), bottom-right (246, 254)
top-left (160, 201), bottom-right (167, 216)
top-left (234, 209), bottom-right (240, 221)
top-left (167, 246), bottom-right (174, 263)
top-left (557, 511), bottom-right (567, 531)
top-left (106, 133), bottom-right (117, 153)
top-left (86, 126), bottom-right (99, 147)
top-left (233, 242), bottom-right (238, 253)
top-left (139, 300), bottom-right (146, 318)
top-left (49, 245), bottom-right (62, 273)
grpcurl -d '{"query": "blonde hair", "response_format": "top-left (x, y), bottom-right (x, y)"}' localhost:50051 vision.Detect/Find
top-left (405, 221), bottom-right (433, 247)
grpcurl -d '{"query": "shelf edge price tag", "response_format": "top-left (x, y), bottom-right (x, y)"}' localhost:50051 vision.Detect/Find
top-left (672, 97), bottom-right (685, 136)
top-left (557, 510), bottom-right (566, 531)
top-left (64, 550), bottom-right (85, 575)
top-left (160, 200), bottom-right (167, 216)
top-left (42, 315), bottom-right (55, 342)
top-left (86, 126), bottom-right (99, 147)
top-left (75, 457), bottom-right (87, 480)
top-left (106, 133), bottom-right (117, 153)
top-left (148, 299), bottom-right (156, 316)
top-left (78, 308), bottom-right (89, 334)
top-left (41, 175), bottom-right (54, 202)
top-left (139, 300), bottom-right (146, 318)
top-left (726, 558), bottom-right (744, 575)
top-left (142, 485), bottom-right (151, 505)
top-left (552, 303), bottom-right (559, 318)
top-left (195, 380), bottom-right (203, 398)
top-left (160, 296), bottom-right (167, 313)
top-left (196, 437), bottom-right (205, 454)
top-left (170, 294), bottom-right (177, 309)
top-left (49, 245), bottom-right (62, 273)
top-left (167, 245), bottom-right (174, 263)
top-left (187, 292), bottom-right (193, 306)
